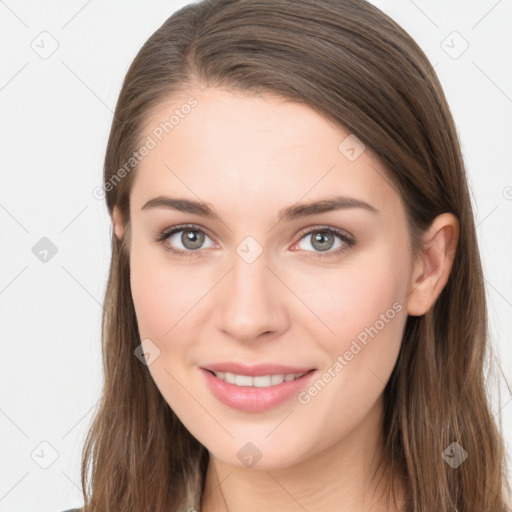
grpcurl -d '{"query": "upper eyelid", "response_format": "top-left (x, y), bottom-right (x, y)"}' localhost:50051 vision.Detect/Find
top-left (161, 223), bottom-right (215, 241)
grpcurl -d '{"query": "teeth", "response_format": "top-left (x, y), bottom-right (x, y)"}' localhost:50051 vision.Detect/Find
top-left (214, 371), bottom-right (306, 387)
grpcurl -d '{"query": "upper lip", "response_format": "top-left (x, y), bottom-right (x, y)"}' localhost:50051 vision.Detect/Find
top-left (200, 362), bottom-right (315, 377)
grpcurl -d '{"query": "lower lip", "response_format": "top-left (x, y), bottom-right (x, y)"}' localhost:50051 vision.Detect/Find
top-left (199, 368), bottom-right (317, 412)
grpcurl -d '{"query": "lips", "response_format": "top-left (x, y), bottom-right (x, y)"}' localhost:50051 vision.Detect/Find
top-left (199, 363), bottom-right (318, 412)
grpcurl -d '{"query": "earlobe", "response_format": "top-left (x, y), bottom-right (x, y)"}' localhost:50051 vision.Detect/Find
top-left (112, 206), bottom-right (125, 240)
top-left (406, 213), bottom-right (459, 316)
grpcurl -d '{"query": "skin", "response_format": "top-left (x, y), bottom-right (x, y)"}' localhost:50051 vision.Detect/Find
top-left (112, 86), bottom-right (459, 511)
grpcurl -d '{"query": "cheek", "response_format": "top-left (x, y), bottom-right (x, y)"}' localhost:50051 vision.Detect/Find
top-left (128, 242), bottom-right (205, 411)
top-left (295, 246), bottom-right (408, 350)
top-left (129, 238), bottom-right (207, 344)
top-left (291, 246), bottom-right (408, 410)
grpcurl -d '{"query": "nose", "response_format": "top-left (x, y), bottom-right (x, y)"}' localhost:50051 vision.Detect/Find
top-left (214, 251), bottom-right (289, 343)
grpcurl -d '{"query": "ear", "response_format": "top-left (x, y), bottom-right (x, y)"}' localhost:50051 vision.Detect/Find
top-left (112, 205), bottom-right (125, 240)
top-left (406, 213), bottom-right (460, 316)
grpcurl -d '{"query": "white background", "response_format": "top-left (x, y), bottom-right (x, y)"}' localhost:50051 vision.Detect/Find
top-left (0, 1), bottom-right (511, 511)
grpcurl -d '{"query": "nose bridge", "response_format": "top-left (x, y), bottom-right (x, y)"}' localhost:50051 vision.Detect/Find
top-left (215, 243), bottom-right (286, 341)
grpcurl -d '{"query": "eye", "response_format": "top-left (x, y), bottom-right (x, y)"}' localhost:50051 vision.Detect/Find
top-left (292, 226), bottom-right (356, 259)
top-left (155, 224), bottom-right (356, 259)
top-left (155, 224), bottom-right (215, 258)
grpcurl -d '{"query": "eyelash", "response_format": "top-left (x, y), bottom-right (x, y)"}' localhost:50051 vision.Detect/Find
top-left (154, 223), bottom-right (356, 260)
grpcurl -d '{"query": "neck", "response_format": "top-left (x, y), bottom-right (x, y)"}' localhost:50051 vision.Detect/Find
top-left (200, 396), bottom-right (407, 512)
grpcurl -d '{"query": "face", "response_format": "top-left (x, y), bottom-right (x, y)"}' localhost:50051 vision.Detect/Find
top-left (117, 86), bottom-right (418, 470)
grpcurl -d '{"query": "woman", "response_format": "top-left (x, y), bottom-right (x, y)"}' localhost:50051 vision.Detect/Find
top-left (68, 0), bottom-right (512, 510)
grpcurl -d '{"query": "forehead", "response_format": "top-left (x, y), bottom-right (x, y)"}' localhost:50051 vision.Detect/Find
top-left (131, 87), bottom-right (402, 219)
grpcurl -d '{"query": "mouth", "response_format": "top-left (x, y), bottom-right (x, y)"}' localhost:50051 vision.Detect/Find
top-left (199, 366), bottom-right (318, 412)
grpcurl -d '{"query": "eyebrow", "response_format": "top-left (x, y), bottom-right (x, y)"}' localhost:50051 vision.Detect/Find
top-left (141, 195), bottom-right (379, 222)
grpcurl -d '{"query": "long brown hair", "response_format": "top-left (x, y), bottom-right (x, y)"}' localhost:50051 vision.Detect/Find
top-left (81, 1), bottom-right (512, 510)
